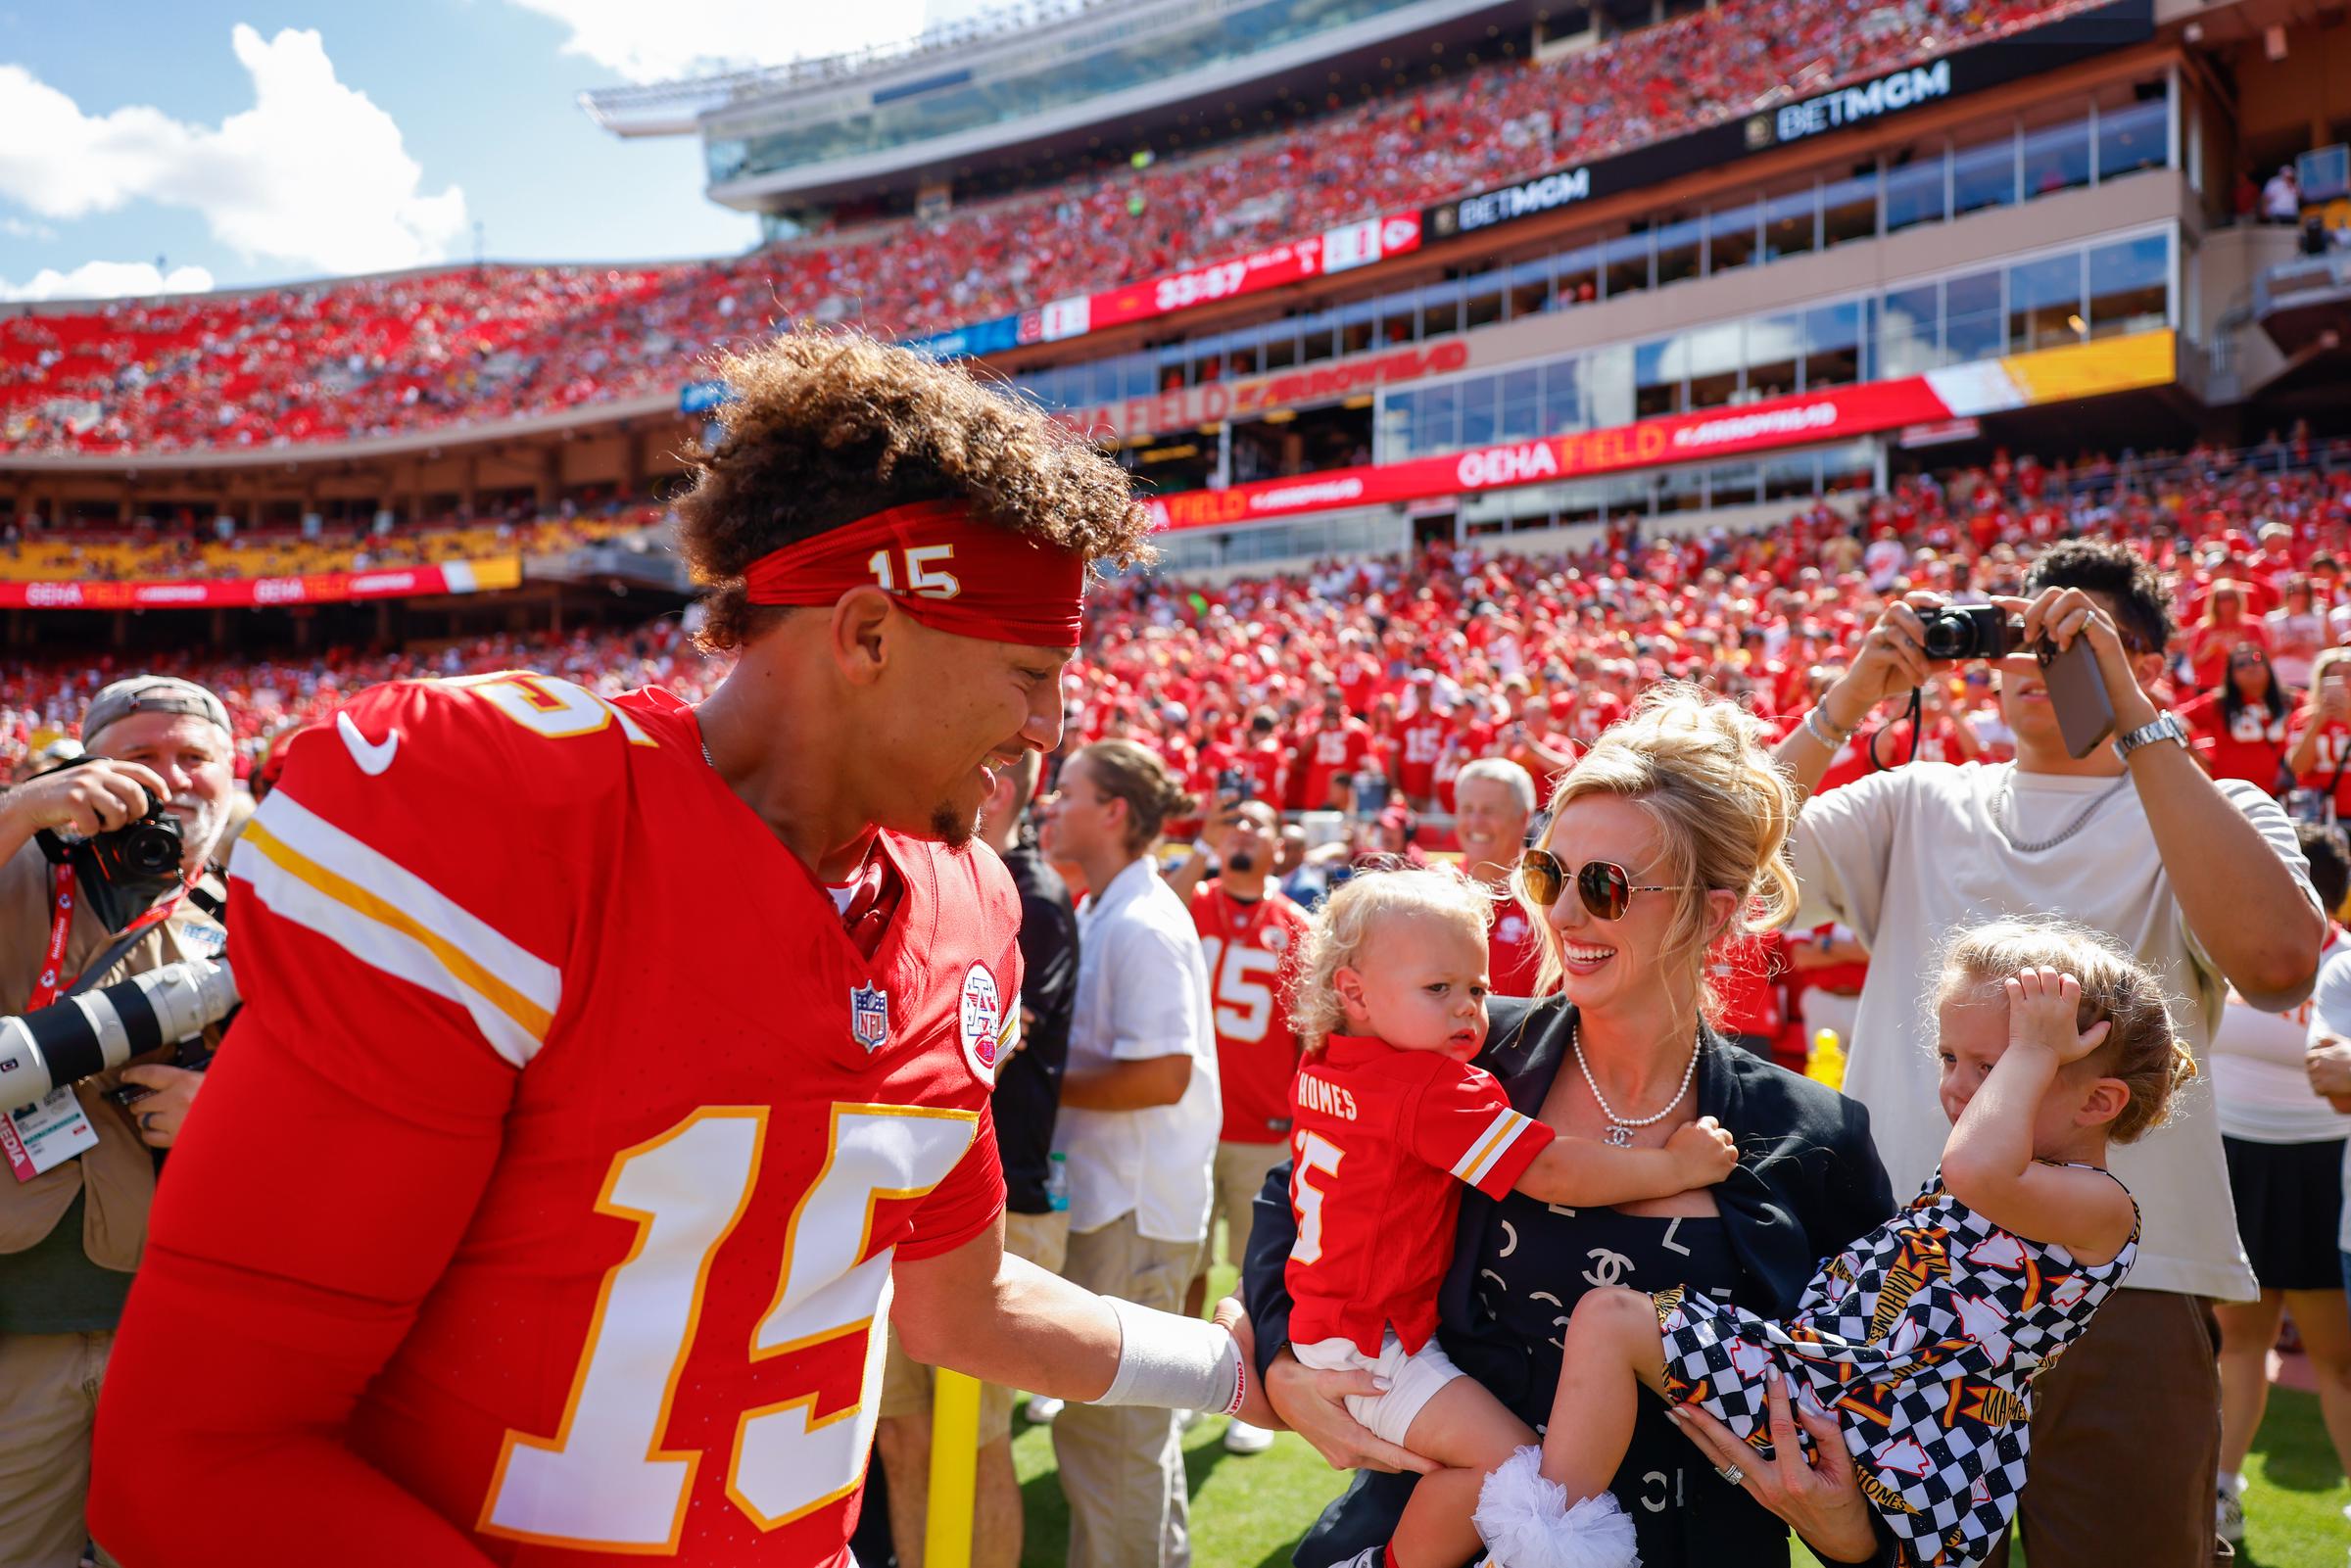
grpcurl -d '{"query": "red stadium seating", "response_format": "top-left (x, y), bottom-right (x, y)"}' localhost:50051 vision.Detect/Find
top-left (1, 0), bottom-right (2093, 455)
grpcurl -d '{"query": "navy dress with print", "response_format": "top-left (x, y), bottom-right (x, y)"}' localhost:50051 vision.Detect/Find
top-left (1480, 1192), bottom-right (1742, 1563)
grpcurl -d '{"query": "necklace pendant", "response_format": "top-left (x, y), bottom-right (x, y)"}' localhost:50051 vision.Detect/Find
top-left (1604, 1123), bottom-right (1636, 1148)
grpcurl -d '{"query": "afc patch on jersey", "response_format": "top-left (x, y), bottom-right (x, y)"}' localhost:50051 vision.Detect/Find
top-left (850, 983), bottom-right (891, 1053)
top-left (959, 963), bottom-right (1004, 1085)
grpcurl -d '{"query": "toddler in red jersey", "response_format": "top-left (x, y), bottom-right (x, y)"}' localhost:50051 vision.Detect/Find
top-left (1281, 867), bottom-right (1740, 1568)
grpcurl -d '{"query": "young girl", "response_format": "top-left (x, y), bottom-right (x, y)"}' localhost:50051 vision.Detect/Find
top-left (1280, 866), bottom-right (1742, 1568)
top-left (1476, 919), bottom-right (2185, 1568)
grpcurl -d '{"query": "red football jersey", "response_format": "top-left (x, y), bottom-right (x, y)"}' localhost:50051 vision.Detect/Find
top-left (2291, 716), bottom-right (2351, 817)
top-left (2181, 691), bottom-right (2288, 792)
top-left (1396, 714), bottom-right (1449, 800)
top-left (1285, 1037), bottom-right (1555, 1356)
top-left (94, 674), bottom-right (1019, 1568)
top-left (1488, 901), bottom-right (1547, 999)
top-left (1707, 930), bottom-right (1787, 1039)
top-left (1295, 719), bottom-right (1371, 811)
top-left (1189, 882), bottom-right (1313, 1144)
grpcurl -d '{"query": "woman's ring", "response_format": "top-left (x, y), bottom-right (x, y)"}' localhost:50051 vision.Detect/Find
top-left (1715, 1461), bottom-right (1746, 1487)
top-left (139, 1111), bottom-right (159, 1134)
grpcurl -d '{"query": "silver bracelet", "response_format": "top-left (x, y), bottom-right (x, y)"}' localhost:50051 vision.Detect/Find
top-left (1803, 704), bottom-right (1855, 749)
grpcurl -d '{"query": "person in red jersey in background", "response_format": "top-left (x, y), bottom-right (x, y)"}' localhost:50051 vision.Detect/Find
top-left (1295, 685), bottom-right (1374, 814)
top-left (2289, 648), bottom-right (2351, 823)
top-left (1168, 796), bottom-right (1312, 1456)
top-left (1704, 925), bottom-right (1789, 1062)
top-left (2186, 581), bottom-right (2272, 692)
top-left (87, 329), bottom-right (1271, 1568)
top-left (1453, 759), bottom-right (1546, 998)
top-left (1395, 676), bottom-right (1451, 811)
top-left (2182, 645), bottom-right (2293, 795)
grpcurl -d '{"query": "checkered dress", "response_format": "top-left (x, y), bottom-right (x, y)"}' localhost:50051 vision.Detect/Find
top-left (1652, 1166), bottom-right (2137, 1568)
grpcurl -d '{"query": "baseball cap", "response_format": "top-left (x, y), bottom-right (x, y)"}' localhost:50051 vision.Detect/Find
top-left (81, 676), bottom-right (232, 746)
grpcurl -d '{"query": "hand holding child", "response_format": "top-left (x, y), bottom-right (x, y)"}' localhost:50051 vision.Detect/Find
top-left (2004, 967), bottom-right (2110, 1065)
top-left (1666, 1116), bottom-right (1739, 1188)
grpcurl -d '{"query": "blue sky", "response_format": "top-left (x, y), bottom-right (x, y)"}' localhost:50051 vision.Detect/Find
top-left (0, 0), bottom-right (980, 300)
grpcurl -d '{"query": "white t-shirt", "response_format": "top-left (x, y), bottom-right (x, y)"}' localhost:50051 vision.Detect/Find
top-left (2214, 927), bottom-right (2351, 1142)
top-left (1057, 856), bottom-right (1221, 1244)
top-left (2311, 951), bottom-right (2351, 1249)
top-left (1794, 760), bottom-right (2318, 1303)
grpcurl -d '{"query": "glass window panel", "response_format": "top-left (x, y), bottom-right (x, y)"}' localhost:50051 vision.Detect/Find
top-left (1499, 376), bottom-right (1542, 442)
top-left (1543, 356), bottom-right (1584, 434)
top-left (2087, 232), bottom-right (2169, 338)
top-left (2095, 92), bottom-right (2167, 182)
top-left (1603, 230), bottom-right (1653, 299)
top-left (1379, 391), bottom-right (1415, 460)
top-left (1584, 343), bottom-right (1636, 428)
top-left (2021, 110), bottom-right (2091, 199)
top-left (1880, 283), bottom-right (1941, 376)
top-left (1746, 312), bottom-right (1801, 402)
top-left (1944, 269), bottom-right (2003, 360)
top-left (1655, 214), bottom-right (1703, 287)
top-left (1378, 290), bottom-right (1415, 346)
top-left (1707, 199), bottom-right (1761, 273)
top-left (1657, 463), bottom-right (1707, 513)
top-left (1418, 382), bottom-right (1459, 453)
top-left (1459, 375), bottom-right (1499, 447)
top-left (1224, 337), bottom-right (1262, 378)
top-left (1635, 339), bottom-right (1681, 418)
top-left (1090, 358), bottom-right (1122, 403)
top-left (1685, 320), bottom-right (1744, 380)
top-left (1802, 301), bottom-right (1863, 389)
top-left (1464, 280), bottom-right (1505, 332)
top-left (1339, 301), bottom-right (1377, 356)
top-left (1419, 280), bottom-right (1464, 336)
top-left (1763, 182), bottom-right (1819, 261)
top-left (1508, 257), bottom-right (1554, 317)
top-left (1296, 310), bottom-right (1338, 364)
top-left (1822, 167), bottom-right (1878, 249)
top-left (1884, 147), bottom-right (1946, 233)
top-left (1261, 328), bottom-right (1298, 372)
top-left (1706, 463), bottom-right (1760, 507)
top-left (1556, 244), bottom-right (1601, 307)
top-left (2008, 251), bottom-right (2085, 351)
top-left (1125, 354), bottom-right (1158, 399)
top-left (1950, 128), bottom-right (2018, 216)
top-left (1762, 452), bottom-right (1820, 501)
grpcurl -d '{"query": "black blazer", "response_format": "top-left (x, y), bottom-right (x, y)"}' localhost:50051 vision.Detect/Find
top-left (1241, 994), bottom-right (1899, 1568)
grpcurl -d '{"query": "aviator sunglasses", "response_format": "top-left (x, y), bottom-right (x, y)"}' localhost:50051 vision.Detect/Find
top-left (1517, 849), bottom-right (1687, 920)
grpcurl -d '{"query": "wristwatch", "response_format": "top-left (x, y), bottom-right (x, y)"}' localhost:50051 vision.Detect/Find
top-left (2112, 712), bottom-right (2189, 762)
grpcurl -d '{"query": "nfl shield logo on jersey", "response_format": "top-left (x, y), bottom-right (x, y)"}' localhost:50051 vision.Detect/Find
top-left (849, 983), bottom-right (891, 1053)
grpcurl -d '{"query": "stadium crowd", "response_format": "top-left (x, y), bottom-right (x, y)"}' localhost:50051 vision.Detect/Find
top-left (2, 0), bottom-right (2091, 454)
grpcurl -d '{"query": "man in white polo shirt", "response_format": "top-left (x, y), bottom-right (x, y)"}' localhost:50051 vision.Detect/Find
top-left (1779, 541), bottom-right (2325, 1568)
top-left (1037, 739), bottom-right (1220, 1568)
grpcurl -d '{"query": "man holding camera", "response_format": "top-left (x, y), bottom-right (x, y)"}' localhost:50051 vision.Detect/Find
top-left (1778, 541), bottom-right (2324, 1567)
top-left (0, 676), bottom-right (235, 1568)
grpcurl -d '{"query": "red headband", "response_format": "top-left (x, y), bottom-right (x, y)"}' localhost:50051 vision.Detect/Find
top-left (742, 499), bottom-right (1087, 646)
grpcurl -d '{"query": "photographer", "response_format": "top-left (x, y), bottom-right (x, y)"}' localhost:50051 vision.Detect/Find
top-left (1776, 543), bottom-right (2324, 1567)
top-left (0, 677), bottom-right (235, 1568)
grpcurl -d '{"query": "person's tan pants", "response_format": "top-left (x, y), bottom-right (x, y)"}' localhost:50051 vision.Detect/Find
top-left (0, 1331), bottom-right (119, 1568)
top-left (1982, 1287), bottom-right (2224, 1568)
top-left (1207, 1140), bottom-right (1287, 1279)
top-left (1053, 1212), bottom-right (1201, 1568)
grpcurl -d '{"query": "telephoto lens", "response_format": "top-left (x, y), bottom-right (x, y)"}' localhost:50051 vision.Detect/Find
top-left (0, 959), bottom-right (238, 1106)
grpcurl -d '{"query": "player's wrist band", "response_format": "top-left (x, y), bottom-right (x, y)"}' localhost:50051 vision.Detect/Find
top-left (1095, 1296), bottom-right (1244, 1413)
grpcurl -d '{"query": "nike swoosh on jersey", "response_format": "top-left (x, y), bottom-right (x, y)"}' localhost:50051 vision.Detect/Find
top-left (337, 711), bottom-right (400, 776)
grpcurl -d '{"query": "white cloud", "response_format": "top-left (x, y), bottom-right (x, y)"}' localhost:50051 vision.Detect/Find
top-left (0, 261), bottom-right (215, 302)
top-left (0, 25), bottom-right (464, 276)
top-left (504, 0), bottom-right (933, 83)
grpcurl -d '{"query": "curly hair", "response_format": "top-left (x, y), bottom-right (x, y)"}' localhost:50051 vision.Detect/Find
top-left (675, 326), bottom-right (1156, 651)
top-left (1290, 865), bottom-right (1494, 1053)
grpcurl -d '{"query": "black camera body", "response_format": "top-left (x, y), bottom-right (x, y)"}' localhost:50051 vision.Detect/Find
top-left (1919, 605), bottom-right (2024, 662)
top-left (85, 795), bottom-right (183, 883)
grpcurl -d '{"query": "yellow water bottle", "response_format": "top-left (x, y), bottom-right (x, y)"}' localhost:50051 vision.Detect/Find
top-left (1806, 1027), bottom-right (1847, 1091)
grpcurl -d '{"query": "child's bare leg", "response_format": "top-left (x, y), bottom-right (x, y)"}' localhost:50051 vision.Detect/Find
top-left (1540, 1287), bottom-right (1669, 1500)
top-left (1389, 1378), bottom-right (1536, 1568)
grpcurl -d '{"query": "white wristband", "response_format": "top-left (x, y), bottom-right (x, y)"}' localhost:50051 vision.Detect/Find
top-left (1095, 1296), bottom-right (1243, 1413)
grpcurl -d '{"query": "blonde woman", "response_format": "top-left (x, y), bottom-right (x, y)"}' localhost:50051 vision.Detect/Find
top-left (1238, 687), bottom-right (1897, 1568)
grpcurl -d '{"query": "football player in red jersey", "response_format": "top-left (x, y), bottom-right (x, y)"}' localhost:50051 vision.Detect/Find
top-left (89, 331), bottom-right (1270, 1568)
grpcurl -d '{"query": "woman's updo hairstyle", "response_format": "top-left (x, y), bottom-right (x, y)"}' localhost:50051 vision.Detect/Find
top-left (1073, 739), bottom-right (1200, 853)
top-left (1527, 683), bottom-right (1801, 1010)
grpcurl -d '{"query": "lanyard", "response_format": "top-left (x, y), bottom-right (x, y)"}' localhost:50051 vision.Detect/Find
top-left (25, 865), bottom-right (187, 1012)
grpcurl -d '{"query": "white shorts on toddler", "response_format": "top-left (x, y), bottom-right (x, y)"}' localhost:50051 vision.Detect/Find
top-left (1292, 1329), bottom-right (1465, 1448)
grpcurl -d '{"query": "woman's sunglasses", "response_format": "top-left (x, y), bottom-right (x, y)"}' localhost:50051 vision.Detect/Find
top-left (1518, 850), bottom-right (1686, 920)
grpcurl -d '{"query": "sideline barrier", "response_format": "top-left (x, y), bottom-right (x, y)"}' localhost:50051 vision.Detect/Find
top-left (0, 557), bottom-right (523, 610)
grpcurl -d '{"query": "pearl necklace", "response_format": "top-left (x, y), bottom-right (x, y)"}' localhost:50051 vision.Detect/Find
top-left (1571, 1022), bottom-right (1702, 1147)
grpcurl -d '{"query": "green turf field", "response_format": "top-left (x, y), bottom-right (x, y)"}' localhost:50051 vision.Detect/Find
top-left (1000, 1266), bottom-right (2351, 1568)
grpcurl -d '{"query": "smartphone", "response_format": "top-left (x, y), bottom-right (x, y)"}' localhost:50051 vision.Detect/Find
top-left (2038, 636), bottom-right (2116, 759)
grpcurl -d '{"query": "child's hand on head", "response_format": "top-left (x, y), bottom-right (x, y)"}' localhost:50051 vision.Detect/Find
top-left (2005, 967), bottom-right (2111, 1066)
top-left (1665, 1116), bottom-right (1739, 1188)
